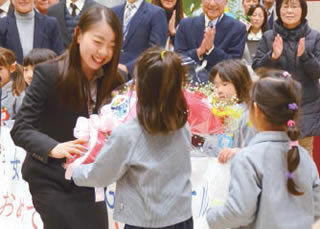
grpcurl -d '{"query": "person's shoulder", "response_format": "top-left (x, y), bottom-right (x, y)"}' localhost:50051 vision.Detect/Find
top-left (34, 60), bottom-right (60, 80)
top-left (111, 119), bottom-right (142, 142)
top-left (222, 14), bottom-right (246, 30)
top-left (263, 29), bottom-right (274, 38)
top-left (145, 1), bottom-right (163, 12)
top-left (111, 3), bottom-right (124, 13)
top-left (47, 0), bottom-right (64, 14)
top-left (179, 15), bottom-right (202, 27)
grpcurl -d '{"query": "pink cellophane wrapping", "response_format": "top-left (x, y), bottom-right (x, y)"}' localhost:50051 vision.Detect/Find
top-left (65, 89), bottom-right (222, 186)
top-left (65, 91), bottom-right (137, 183)
top-left (184, 89), bottom-right (223, 135)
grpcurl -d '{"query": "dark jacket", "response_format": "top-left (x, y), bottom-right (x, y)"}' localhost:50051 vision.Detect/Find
top-left (175, 14), bottom-right (247, 72)
top-left (252, 20), bottom-right (320, 137)
top-left (0, 10), bottom-right (63, 63)
top-left (47, 0), bottom-right (98, 49)
top-left (10, 61), bottom-right (110, 229)
top-left (112, 1), bottom-right (168, 74)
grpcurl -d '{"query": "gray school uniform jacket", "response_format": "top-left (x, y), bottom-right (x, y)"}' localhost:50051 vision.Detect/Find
top-left (73, 118), bottom-right (193, 228)
top-left (232, 103), bottom-right (256, 148)
top-left (1, 80), bottom-right (24, 120)
top-left (207, 131), bottom-right (320, 229)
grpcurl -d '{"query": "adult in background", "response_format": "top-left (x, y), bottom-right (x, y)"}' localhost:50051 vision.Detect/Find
top-left (261, 0), bottom-right (276, 29)
top-left (151, 0), bottom-right (184, 50)
top-left (174, 0), bottom-right (246, 73)
top-left (10, 6), bottom-right (124, 229)
top-left (0, 0), bottom-right (14, 18)
top-left (48, 0), bottom-right (98, 49)
top-left (0, 0), bottom-right (63, 64)
top-left (112, 0), bottom-right (168, 78)
top-left (34, 0), bottom-right (49, 14)
top-left (252, 0), bottom-right (320, 155)
top-left (242, 0), bottom-right (259, 17)
top-left (34, 0), bottom-right (58, 14)
top-left (242, 4), bottom-right (268, 65)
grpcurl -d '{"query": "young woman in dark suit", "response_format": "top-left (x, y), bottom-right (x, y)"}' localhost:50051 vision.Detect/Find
top-left (11, 6), bottom-right (124, 229)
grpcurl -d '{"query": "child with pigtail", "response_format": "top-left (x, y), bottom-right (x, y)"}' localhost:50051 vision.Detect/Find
top-left (207, 70), bottom-right (320, 229)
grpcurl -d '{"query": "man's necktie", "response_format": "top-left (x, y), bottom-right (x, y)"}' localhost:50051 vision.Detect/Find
top-left (123, 3), bottom-right (136, 39)
top-left (70, 3), bottom-right (77, 17)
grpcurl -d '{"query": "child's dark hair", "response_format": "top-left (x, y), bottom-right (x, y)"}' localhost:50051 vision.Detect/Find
top-left (23, 48), bottom-right (57, 66)
top-left (247, 4), bottom-right (268, 34)
top-left (250, 70), bottom-right (303, 196)
top-left (134, 47), bottom-right (188, 135)
top-left (209, 59), bottom-right (252, 103)
top-left (0, 47), bottom-right (25, 96)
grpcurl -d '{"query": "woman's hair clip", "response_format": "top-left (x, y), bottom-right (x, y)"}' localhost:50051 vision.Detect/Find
top-left (160, 50), bottom-right (166, 60)
top-left (282, 71), bottom-right (291, 79)
top-left (288, 103), bottom-right (298, 110)
top-left (286, 172), bottom-right (293, 179)
top-left (289, 140), bottom-right (299, 149)
top-left (287, 120), bottom-right (296, 127)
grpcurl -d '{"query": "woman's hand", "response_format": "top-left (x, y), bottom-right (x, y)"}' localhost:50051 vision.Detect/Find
top-left (272, 34), bottom-right (283, 60)
top-left (297, 37), bottom-right (305, 57)
top-left (49, 139), bottom-right (88, 159)
top-left (218, 148), bottom-right (238, 163)
top-left (168, 10), bottom-right (176, 36)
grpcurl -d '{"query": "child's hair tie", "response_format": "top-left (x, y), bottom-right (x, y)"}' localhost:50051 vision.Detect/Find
top-left (282, 71), bottom-right (291, 79)
top-left (160, 50), bottom-right (166, 60)
top-left (288, 103), bottom-right (298, 110)
top-left (289, 140), bottom-right (299, 149)
top-left (286, 172), bottom-right (294, 179)
top-left (287, 120), bottom-right (295, 127)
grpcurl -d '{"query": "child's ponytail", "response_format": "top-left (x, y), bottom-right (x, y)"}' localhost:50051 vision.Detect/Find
top-left (11, 63), bottom-right (25, 96)
top-left (286, 116), bottom-right (304, 196)
top-left (251, 70), bottom-right (304, 196)
top-left (0, 47), bottom-right (26, 96)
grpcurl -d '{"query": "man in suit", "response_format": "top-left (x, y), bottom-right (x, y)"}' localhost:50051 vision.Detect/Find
top-left (261, 0), bottom-right (275, 29)
top-left (175, 0), bottom-right (246, 72)
top-left (47, 0), bottom-right (97, 49)
top-left (112, 0), bottom-right (168, 77)
top-left (0, 0), bottom-right (63, 63)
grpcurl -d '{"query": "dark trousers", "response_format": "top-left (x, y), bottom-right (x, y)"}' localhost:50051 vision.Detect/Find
top-left (125, 217), bottom-right (193, 229)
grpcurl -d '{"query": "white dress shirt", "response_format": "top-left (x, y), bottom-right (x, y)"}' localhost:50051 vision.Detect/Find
top-left (123, 0), bottom-right (143, 23)
top-left (66, 0), bottom-right (85, 16)
top-left (0, 0), bottom-right (10, 18)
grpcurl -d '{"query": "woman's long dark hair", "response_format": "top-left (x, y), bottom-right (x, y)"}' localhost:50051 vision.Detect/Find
top-left (151, 0), bottom-right (184, 27)
top-left (56, 6), bottom-right (124, 111)
top-left (247, 4), bottom-right (268, 36)
top-left (250, 70), bottom-right (303, 196)
top-left (135, 47), bottom-right (188, 135)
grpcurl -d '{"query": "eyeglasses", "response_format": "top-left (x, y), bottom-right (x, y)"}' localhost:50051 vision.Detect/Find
top-left (281, 4), bottom-right (301, 10)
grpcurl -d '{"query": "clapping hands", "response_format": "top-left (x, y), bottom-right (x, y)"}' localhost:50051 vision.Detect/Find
top-left (272, 34), bottom-right (305, 59)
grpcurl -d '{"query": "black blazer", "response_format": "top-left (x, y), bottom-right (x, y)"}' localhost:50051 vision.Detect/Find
top-left (47, 0), bottom-right (98, 49)
top-left (0, 10), bottom-right (64, 63)
top-left (10, 61), bottom-right (111, 229)
top-left (10, 61), bottom-right (94, 165)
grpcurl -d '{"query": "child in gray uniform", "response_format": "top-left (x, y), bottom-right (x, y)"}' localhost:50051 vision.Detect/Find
top-left (208, 59), bottom-right (255, 162)
top-left (72, 47), bottom-right (193, 229)
top-left (207, 70), bottom-right (320, 229)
